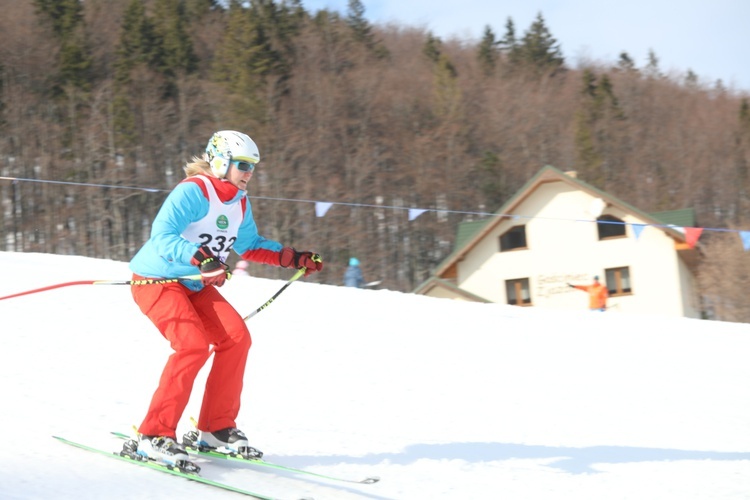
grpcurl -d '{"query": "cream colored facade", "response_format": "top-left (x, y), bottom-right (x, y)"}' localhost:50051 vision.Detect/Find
top-left (415, 166), bottom-right (702, 318)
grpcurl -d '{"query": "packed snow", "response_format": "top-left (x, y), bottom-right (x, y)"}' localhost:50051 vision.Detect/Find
top-left (1, 251), bottom-right (749, 500)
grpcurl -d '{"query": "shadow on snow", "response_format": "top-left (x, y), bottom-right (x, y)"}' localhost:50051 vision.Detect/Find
top-left (280, 442), bottom-right (750, 474)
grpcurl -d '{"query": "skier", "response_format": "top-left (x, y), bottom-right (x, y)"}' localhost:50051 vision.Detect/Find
top-left (128, 130), bottom-right (323, 467)
top-left (568, 275), bottom-right (609, 311)
top-left (343, 257), bottom-right (365, 288)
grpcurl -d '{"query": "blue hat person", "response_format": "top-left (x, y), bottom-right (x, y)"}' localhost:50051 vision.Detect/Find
top-left (343, 257), bottom-right (364, 288)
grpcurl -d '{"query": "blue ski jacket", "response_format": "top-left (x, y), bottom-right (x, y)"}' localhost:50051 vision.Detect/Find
top-left (130, 175), bottom-right (283, 291)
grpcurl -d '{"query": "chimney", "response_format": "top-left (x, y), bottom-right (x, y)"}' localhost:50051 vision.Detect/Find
top-left (564, 170), bottom-right (578, 178)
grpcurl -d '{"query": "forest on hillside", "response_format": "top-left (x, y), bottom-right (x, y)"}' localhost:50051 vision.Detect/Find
top-left (1, 0), bottom-right (750, 321)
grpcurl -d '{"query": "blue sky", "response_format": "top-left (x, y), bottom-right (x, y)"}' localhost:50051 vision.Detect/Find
top-left (301, 0), bottom-right (750, 93)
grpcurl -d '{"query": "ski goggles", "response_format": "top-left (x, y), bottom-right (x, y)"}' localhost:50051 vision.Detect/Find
top-left (230, 159), bottom-right (257, 172)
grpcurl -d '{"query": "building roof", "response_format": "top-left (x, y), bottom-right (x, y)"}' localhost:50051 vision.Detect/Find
top-left (453, 219), bottom-right (488, 250)
top-left (649, 208), bottom-right (696, 228)
top-left (412, 277), bottom-right (492, 302)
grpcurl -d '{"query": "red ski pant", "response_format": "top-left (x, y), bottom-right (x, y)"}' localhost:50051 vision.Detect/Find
top-left (131, 275), bottom-right (252, 438)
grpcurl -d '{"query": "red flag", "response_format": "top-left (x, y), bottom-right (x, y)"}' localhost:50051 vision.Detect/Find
top-left (684, 227), bottom-right (703, 248)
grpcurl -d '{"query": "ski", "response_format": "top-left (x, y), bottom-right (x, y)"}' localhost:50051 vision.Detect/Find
top-left (53, 435), bottom-right (309, 500)
top-left (111, 431), bottom-right (380, 485)
top-left (184, 443), bottom-right (381, 485)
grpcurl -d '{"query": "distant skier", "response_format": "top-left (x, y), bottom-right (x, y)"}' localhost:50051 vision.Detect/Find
top-left (343, 257), bottom-right (365, 288)
top-left (233, 259), bottom-right (249, 276)
top-left (568, 275), bottom-right (609, 311)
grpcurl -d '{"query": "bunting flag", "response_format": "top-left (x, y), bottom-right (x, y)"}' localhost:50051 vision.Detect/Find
top-left (8, 174), bottom-right (750, 252)
top-left (740, 231), bottom-right (750, 251)
top-left (408, 208), bottom-right (427, 221)
top-left (683, 227), bottom-right (703, 248)
top-left (632, 224), bottom-right (646, 241)
top-left (315, 201), bottom-right (333, 218)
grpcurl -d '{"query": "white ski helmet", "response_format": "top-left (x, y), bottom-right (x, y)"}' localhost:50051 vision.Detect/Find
top-left (204, 130), bottom-right (260, 178)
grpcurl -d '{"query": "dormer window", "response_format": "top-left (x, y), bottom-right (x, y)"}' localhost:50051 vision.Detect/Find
top-left (597, 215), bottom-right (626, 240)
top-left (499, 225), bottom-right (527, 251)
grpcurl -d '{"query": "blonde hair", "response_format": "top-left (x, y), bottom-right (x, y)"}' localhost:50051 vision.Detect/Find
top-left (183, 156), bottom-right (214, 177)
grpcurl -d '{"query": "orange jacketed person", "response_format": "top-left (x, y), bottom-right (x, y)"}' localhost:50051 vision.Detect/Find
top-left (568, 276), bottom-right (609, 311)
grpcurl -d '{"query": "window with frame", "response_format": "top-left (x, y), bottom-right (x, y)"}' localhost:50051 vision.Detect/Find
top-left (597, 215), bottom-right (626, 240)
top-left (499, 225), bottom-right (527, 251)
top-left (506, 278), bottom-right (532, 306)
top-left (605, 267), bottom-right (632, 295)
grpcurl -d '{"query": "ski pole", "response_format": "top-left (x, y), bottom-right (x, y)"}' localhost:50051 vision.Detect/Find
top-left (0, 275), bottom-right (202, 301)
top-left (243, 254), bottom-right (321, 321)
top-left (243, 268), bottom-right (305, 321)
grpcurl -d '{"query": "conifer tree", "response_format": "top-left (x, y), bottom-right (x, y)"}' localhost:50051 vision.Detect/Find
top-left (113, 0), bottom-right (159, 147)
top-left (617, 51), bottom-right (636, 72)
top-left (59, 30), bottom-right (93, 91)
top-left (346, 0), bottom-right (372, 46)
top-left (574, 69), bottom-right (624, 187)
top-left (644, 49), bottom-right (660, 78)
top-left (423, 33), bottom-right (442, 64)
top-left (152, 0), bottom-right (199, 78)
top-left (33, 0), bottom-right (93, 92)
top-left (419, 32), bottom-right (459, 117)
top-left (33, 0), bottom-right (82, 38)
top-left (575, 70), bottom-right (603, 182)
top-left (474, 151), bottom-right (507, 209)
top-left (517, 12), bottom-right (563, 75)
top-left (597, 75), bottom-right (624, 119)
top-left (345, 0), bottom-right (387, 57)
top-left (115, 0), bottom-right (160, 76)
top-left (433, 53), bottom-right (459, 118)
top-left (184, 0), bottom-right (220, 18)
top-left (212, 0), bottom-right (277, 123)
top-left (477, 26), bottom-right (499, 77)
top-left (685, 69), bottom-right (699, 89)
top-left (33, 0), bottom-right (93, 161)
top-left (498, 17), bottom-right (520, 65)
top-left (248, 0), bottom-right (308, 107)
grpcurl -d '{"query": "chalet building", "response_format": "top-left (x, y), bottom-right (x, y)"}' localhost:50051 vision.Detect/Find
top-left (414, 166), bottom-right (702, 318)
